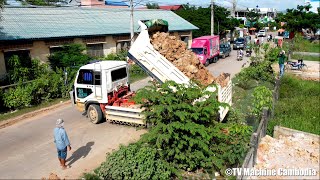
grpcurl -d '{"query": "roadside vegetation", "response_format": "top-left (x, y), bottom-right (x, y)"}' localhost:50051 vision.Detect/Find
top-left (85, 81), bottom-right (252, 179)
top-left (229, 43), bottom-right (277, 129)
top-left (291, 54), bottom-right (320, 61)
top-left (268, 75), bottom-right (320, 135)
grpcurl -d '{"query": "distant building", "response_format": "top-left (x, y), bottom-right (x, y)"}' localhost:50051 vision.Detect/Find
top-left (0, 7), bottom-right (198, 78)
top-left (305, 0), bottom-right (320, 13)
top-left (159, 5), bottom-right (184, 11)
top-left (234, 7), bottom-right (277, 25)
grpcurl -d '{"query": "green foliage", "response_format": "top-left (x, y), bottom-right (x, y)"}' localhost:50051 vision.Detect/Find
top-left (95, 143), bottom-right (179, 180)
top-left (8, 55), bottom-right (31, 83)
top-left (48, 44), bottom-right (92, 69)
top-left (245, 9), bottom-right (260, 28)
top-left (235, 60), bottom-right (274, 88)
top-left (276, 5), bottom-right (320, 33)
top-left (226, 108), bottom-right (246, 124)
top-left (3, 84), bottom-right (33, 109)
top-left (102, 50), bottom-right (128, 61)
top-left (146, 2), bottom-right (159, 9)
top-left (175, 5), bottom-right (239, 37)
top-left (251, 86), bottom-right (273, 117)
top-left (268, 75), bottom-right (320, 136)
top-left (210, 123), bottom-right (252, 175)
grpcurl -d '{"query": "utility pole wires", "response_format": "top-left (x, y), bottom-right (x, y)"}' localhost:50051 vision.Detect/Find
top-left (130, 0), bottom-right (134, 45)
top-left (211, 0), bottom-right (214, 35)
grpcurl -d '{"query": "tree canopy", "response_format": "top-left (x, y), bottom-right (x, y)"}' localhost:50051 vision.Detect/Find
top-left (175, 4), bottom-right (240, 37)
top-left (275, 5), bottom-right (320, 33)
top-left (146, 2), bottom-right (159, 9)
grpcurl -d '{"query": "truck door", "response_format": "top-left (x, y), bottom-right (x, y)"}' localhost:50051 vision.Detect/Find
top-left (75, 69), bottom-right (101, 111)
top-left (209, 39), bottom-right (213, 57)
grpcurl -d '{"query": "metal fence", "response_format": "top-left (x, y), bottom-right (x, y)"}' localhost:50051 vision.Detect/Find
top-left (237, 79), bottom-right (280, 180)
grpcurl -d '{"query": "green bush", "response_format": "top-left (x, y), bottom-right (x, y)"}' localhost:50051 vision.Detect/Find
top-left (102, 50), bottom-right (128, 61)
top-left (251, 86), bottom-right (273, 117)
top-left (95, 143), bottom-right (179, 180)
top-left (3, 84), bottom-right (33, 109)
top-left (48, 44), bottom-right (92, 69)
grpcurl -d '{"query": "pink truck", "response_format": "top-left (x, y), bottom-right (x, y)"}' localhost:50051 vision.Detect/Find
top-left (191, 35), bottom-right (220, 66)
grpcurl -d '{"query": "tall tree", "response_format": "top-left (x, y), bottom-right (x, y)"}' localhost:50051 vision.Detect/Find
top-left (245, 9), bottom-right (260, 28)
top-left (276, 5), bottom-right (320, 33)
top-left (146, 2), bottom-right (159, 9)
top-left (175, 5), bottom-right (240, 37)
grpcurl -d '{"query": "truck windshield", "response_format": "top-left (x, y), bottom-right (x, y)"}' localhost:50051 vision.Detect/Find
top-left (191, 48), bottom-right (204, 55)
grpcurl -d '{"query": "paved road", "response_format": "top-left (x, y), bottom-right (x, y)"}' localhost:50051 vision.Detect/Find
top-left (0, 48), bottom-right (247, 179)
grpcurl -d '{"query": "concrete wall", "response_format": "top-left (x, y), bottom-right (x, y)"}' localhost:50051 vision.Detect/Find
top-left (30, 41), bottom-right (50, 63)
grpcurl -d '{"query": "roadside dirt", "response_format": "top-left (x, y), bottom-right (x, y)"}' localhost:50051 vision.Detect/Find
top-left (250, 134), bottom-right (319, 179)
top-left (272, 60), bottom-right (320, 81)
top-left (0, 101), bottom-right (70, 129)
top-left (151, 32), bottom-right (229, 87)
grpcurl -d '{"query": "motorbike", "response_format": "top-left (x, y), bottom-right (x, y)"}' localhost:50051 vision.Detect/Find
top-left (246, 50), bottom-right (252, 57)
top-left (237, 54), bottom-right (243, 61)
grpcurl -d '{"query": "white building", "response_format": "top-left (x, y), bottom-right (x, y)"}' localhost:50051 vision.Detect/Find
top-left (305, 0), bottom-right (320, 13)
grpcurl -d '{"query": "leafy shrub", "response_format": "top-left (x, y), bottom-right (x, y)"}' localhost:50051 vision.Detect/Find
top-left (133, 81), bottom-right (251, 174)
top-left (7, 55), bottom-right (31, 83)
top-left (102, 50), bottom-right (128, 61)
top-left (95, 143), bottom-right (179, 180)
top-left (210, 123), bottom-right (252, 175)
top-left (235, 60), bottom-right (274, 88)
top-left (251, 86), bottom-right (273, 117)
top-left (48, 44), bottom-right (92, 69)
top-left (3, 84), bottom-right (33, 109)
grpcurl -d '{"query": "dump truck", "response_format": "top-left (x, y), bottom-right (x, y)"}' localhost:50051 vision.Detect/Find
top-left (70, 19), bottom-right (232, 125)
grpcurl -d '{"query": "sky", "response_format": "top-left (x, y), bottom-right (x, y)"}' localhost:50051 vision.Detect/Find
top-left (152, 0), bottom-right (306, 11)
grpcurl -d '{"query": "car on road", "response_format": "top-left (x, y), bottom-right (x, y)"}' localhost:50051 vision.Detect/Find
top-left (258, 30), bottom-right (266, 37)
top-left (233, 38), bottom-right (246, 50)
top-left (219, 43), bottom-right (231, 58)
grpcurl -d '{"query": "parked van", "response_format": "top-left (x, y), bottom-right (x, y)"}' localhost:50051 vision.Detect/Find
top-left (191, 35), bottom-right (220, 66)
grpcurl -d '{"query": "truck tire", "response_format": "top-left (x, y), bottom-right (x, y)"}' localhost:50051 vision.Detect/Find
top-left (222, 54), bottom-right (226, 59)
top-left (88, 104), bottom-right (103, 124)
top-left (205, 59), bottom-right (209, 67)
top-left (213, 57), bottom-right (218, 63)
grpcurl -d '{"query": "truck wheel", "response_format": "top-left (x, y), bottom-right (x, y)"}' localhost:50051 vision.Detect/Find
top-left (222, 54), bottom-right (226, 59)
top-left (88, 104), bottom-right (103, 124)
top-left (205, 60), bottom-right (209, 67)
top-left (213, 57), bottom-right (218, 63)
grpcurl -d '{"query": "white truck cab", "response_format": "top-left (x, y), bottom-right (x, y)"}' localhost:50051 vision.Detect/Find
top-left (72, 61), bottom-right (130, 123)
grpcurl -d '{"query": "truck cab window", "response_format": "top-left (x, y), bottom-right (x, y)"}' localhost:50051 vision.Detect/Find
top-left (77, 70), bottom-right (93, 85)
top-left (111, 68), bottom-right (127, 82)
top-left (76, 88), bottom-right (92, 98)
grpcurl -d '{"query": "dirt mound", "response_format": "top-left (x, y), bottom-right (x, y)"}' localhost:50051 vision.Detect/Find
top-left (151, 32), bottom-right (228, 87)
top-left (42, 173), bottom-right (61, 180)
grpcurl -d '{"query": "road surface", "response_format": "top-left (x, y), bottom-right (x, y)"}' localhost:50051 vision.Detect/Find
top-left (0, 49), bottom-right (247, 179)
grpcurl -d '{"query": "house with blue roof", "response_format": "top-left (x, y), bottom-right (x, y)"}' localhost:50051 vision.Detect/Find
top-left (0, 7), bottom-right (198, 78)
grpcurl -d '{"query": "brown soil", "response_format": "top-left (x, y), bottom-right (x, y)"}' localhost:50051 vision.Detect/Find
top-left (151, 32), bottom-right (229, 87)
top-left (249, 134), bottom-right (319, 179)
top-left (42, 173), bottom-right (61, 180)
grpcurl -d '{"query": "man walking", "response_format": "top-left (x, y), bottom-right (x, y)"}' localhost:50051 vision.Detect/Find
top-left (278, 50), bottom-right (287, 77)
top-left (54, 119), bottom-right (71, 170)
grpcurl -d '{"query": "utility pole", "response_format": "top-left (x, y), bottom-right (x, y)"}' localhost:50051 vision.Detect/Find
top-left (130, 0), bottom-right (134, 45)
top-left (211, 0), bottom-right (214, 35)
top-left (232, 0), bottom-right (237, 17)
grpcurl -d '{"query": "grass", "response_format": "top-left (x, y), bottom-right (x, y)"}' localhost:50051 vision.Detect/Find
top-left (304, 41), bottom-right (320, 53)
top-left (268, 75), bottom-right (320, 135)
top-left (291, 54), bottom-right (320, 61)
top-left (0, 98), bottom-right (68, 122)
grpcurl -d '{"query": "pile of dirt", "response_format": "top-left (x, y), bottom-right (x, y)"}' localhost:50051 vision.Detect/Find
top-left (41, 173), bottom-right (61, 180)
top-left (151, 32), bottom-right (229, 87)
top-left (249, 134), bottom-right (319, 179)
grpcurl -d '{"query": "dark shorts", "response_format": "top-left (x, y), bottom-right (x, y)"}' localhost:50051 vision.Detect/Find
top-left (57, 147), bottom-right (67, 159)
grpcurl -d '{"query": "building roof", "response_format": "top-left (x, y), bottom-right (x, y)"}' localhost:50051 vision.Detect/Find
top-left (0, 7), bottom-right (198, 41)
top-left (159, 5), bottom-right (183, 11)
top-left (105, 0), bottom-right (128, 6)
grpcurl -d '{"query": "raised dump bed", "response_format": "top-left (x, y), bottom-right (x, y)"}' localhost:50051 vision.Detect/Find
top-left (128, 20), bottom-right (232, 121)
